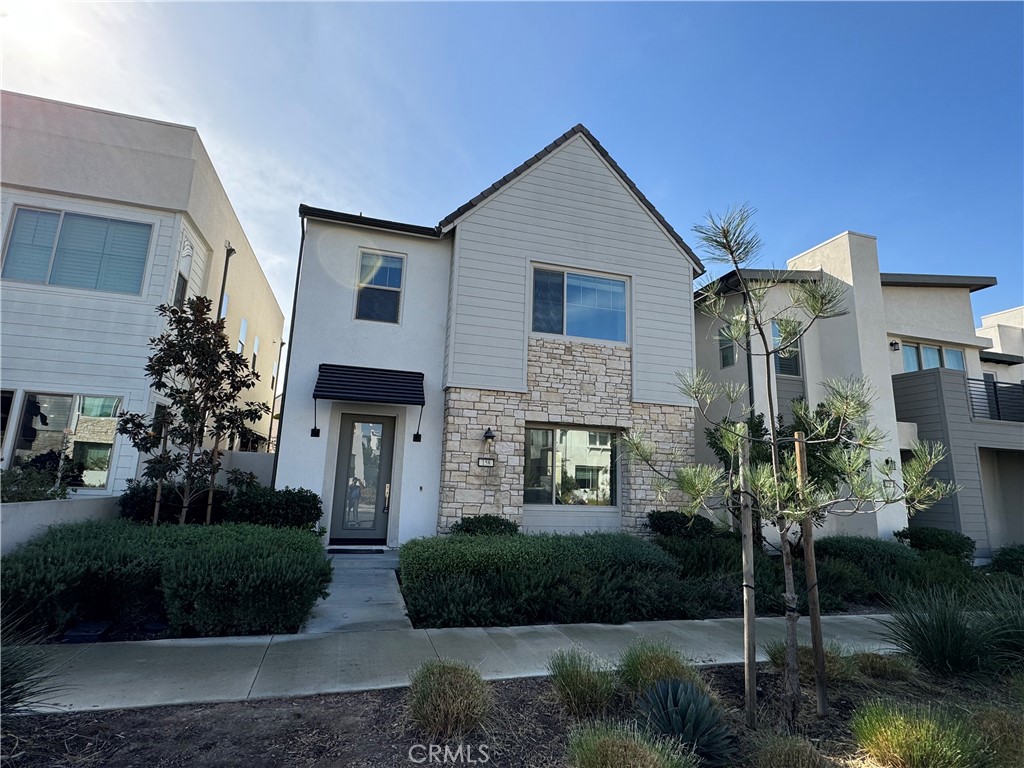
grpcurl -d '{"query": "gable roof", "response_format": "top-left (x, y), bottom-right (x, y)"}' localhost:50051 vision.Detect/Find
top-left (438, 124), bottom-right (704, 275)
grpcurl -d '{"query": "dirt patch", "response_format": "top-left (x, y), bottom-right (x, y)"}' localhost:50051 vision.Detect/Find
top-left (3, 664), bottom-right (1017, 767)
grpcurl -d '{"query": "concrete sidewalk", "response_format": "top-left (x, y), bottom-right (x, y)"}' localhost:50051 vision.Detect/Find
top-left (35, 614), bottom-right (895, 713)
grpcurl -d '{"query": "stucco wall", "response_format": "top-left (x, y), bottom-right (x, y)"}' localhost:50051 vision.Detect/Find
top-left (439, 337), bottom-right (696, 534)
top-left (1, 496), bottom-right (118, 555)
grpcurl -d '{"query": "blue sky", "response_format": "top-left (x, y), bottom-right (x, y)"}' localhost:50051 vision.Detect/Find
top-left (2, 1), bottom-right (1021, 326)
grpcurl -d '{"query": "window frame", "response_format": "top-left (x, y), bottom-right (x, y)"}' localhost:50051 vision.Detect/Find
top-left (771, 321), bottom-right (802, 378)
top-left (529, 264), bottom-right (630, 345)
top-left (718, 327), bottom-right (736, 369)
top-left (523, 424), bottom-right (619, 508)
top-left (1, 205), bottom-right (155, 297)
top-left (354, 248), bottom-right (406, 325)
top-left (900, 342), bottom-right (968, 373)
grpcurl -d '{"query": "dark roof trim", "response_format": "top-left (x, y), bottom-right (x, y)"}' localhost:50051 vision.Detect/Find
top-left (980, 351), bottom-right (1024, 366)
top-left (437, 124), bottom-right (705, 275)
top-left (299, 204), bottom-right (441, 239)
top-left (880, 273), bottom-right (997, 293)
top-left (699, 268), bottom-right (823, 296)
top-left (313, 364), bottom-right (426, 406)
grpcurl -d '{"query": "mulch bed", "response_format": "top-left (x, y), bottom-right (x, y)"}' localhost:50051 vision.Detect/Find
top-left (2, 663), bottom-right (1014, 767)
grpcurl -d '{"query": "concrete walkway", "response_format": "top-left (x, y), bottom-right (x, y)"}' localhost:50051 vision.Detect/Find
top-left (34, 614), bottom-right (896, 713)
top-left (301, 553), bottom-right (411, 633)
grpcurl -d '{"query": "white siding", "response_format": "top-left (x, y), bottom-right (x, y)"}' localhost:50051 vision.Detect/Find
top-left (0, 188), bottom-right (182, 491)
top-left (445, 134), bottom-right (695, 404)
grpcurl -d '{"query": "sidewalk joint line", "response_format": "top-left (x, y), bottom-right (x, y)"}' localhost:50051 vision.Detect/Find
top-left (245, 635), bottom-right (275, 700)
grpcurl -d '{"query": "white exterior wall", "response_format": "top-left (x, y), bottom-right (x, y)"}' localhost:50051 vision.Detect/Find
top-left (787, 232), bottom-right (907, 538)
top-left (0, 188), bottom-right (189, 492)
top-left (444, 134), bottom-right (696, 405)
top-left (977, 307), bottom-right (1024, 384)
top-left (275, 220), bottom-right (451, 545)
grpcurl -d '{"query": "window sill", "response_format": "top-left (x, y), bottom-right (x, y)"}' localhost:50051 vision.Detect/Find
top-left (522, 503), bottom-right (619, 513)
top-left (530, 332), bottom-right (630, 349)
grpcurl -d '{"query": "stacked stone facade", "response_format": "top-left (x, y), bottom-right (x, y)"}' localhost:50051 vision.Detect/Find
top-left (438, 337), bottom-right (695, 533)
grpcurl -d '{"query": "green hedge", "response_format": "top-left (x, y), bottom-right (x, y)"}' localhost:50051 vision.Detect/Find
top-left (118, 480), bottom-right (232, 525)
top-left (813, 535), bottom-right (920, 598)
top-left (448, 514), bottom-right (520, 536)
top-left (990, 544), bottom-right (1024, 577)
top-left (223, 485), bottom-right (323, 529)
top-left (894, 526), bottom-right (976, 565)
top-left (1, 520), bottom-right (331, 637)
top-left (399, 533), bottom-right (681, 627)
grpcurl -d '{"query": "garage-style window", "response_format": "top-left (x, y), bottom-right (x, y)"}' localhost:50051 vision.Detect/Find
top-left (2, 207), bottom-right (151, 295)
top-left (524, 426), bottom-right (617, 506)
top-left (356, 251), bottom-right (404, 324)
top-left (532, 268), bottom-right (627, 342)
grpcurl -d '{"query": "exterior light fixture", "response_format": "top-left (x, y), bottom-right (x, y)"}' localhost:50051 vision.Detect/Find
top-left (884, 457), bottom-right (896, 472)
top-left (483, 428), bottom-right (495, 446)
top-left (889, 340), bottom-right (900, 351)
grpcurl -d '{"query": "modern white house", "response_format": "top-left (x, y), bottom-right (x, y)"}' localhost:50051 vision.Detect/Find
top-left (696, 231), bottom-right (1023, 556)
top-left (977, 306), bottom-right (1024, 386)
top-left (0, 92), bottom-right (285, 495)
top-left (275, 125), bottom-right (704, 547)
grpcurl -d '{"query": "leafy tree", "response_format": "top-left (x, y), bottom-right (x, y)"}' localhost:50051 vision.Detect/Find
top-left (624, 205), bottom-right (956, 730)
top-left (118, 296), bottom-right (269, 524)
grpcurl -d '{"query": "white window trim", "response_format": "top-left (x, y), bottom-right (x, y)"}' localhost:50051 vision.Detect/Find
top-left (718, 328), bottom-right (736, 369)
top-left (523, 423), bottom-right (620, 508)
top-left (899, 340), bottom-right (967, 372)
top-left (771, 321), bottom-right (803, 379)
top-left (1, 204), bottom-right (156, 299)
top-left (529, 263), bottom-right (631, 347)
top-left (353, 248), bottom-right (406, 325)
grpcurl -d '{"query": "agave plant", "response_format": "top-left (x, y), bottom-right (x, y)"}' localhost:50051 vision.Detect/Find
top-left (636, 679), bottom-right (737, 767)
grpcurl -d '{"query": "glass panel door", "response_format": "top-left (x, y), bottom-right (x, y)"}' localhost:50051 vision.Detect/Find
top-left (331, 414), bottom-right (395, 543)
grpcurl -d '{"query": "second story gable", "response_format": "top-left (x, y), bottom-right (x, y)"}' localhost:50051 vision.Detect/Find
top-left (439, 125), bottom-right (703, 406)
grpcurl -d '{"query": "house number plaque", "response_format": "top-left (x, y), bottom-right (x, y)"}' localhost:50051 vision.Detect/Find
top-left (477, 457), bottom-right (495, 468)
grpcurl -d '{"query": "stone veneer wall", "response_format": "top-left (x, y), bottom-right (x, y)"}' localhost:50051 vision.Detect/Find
top-left (438, 337), bottom-right (695, 533)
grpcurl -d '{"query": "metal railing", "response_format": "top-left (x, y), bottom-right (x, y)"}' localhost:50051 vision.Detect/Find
top-left (968, 378), bottom-right (1024, 422)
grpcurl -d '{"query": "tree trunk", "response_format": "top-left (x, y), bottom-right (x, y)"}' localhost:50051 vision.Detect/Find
top-left (739, 437), bottom-right (758, 729)
top-left (795, 431), bottom-right (828, 717)
top-left (204, 436), bottom-right (222, 525)
top-left (152, 430), bottom-right (169, 526)
top-left (779, 522), bottom-right (802, 730)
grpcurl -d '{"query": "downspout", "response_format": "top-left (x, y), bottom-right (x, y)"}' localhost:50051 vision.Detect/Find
top-left (270, 213), bottom-right (307, 489)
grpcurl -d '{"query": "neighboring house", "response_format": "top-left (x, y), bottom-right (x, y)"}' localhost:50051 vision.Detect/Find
top-left (275, 124), bottom-right (704, 547)
top-left (696, 231), bottom-right (1023, 556)
top-left (0, 91), bottom-right (285, 495)
top-left (976, 306), bottom-right (1024, 385)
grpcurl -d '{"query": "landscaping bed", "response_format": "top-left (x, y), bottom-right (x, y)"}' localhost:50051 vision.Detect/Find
top-left (5, 659), bottom-right (1021, 767)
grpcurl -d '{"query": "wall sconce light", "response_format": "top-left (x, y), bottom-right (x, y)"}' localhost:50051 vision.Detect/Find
top-left (889, 340), bottom-right (901, 351)
top-left (882, 457), bottom-right (897, 492)
top-left (483, 427), bottom-right (495, 446)
top-left (883, 457), bottom-right (896, 472)
top-left (310, 398), bottom-right (321, 438)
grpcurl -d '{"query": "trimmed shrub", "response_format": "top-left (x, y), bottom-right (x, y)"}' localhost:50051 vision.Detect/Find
top-left (223, 485), bottom-right (323, 529)
top-left (895, 526), bottom-right (976, 565)
top-left (851, 701), bottom-right (992, 768)
top-left (618, 638), bottom-right (704, 694)
top-left (448, 514), bottom-right (520, 536)
top-left (911, 550), bottom-right (975, 591)
top-left (814, 536), bottom-right (919, 596)
top-left (1, 520), bottom-right (331, 637)
top-left (408, 659), bottom-right (492, 738)
top-left (567, 722), bottom-right (698, 768)
top-left (0, 466), bottom-right (71, 503)
top-left (753, 735), bottom-right (832, 768)
top-left (813, 557), bottom-right (875, 611)
top-left (400, 533), bottom-right (681, 627)
top-left (654, 535), bottom-right (743, 575)
top-left (879, 586), bottom-right (998, 674)
top-left (990, 545), bottom-right (1024, 577)
top-left (762, 640), bottom-right (859, 683)
top-left (636, 679), bottom-right (736, 767)
top-left (647, 511), bottom-right (716, 539)
top-left (852, 652), bottom-right (918, 682)
top-left (118, 479), bottom-right (231, 525)
top-left (548, 647), bottom-right (617, 717)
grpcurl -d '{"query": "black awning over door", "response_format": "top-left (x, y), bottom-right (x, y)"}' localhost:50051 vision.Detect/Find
top-left (312, 364), bottom-right (426, 406)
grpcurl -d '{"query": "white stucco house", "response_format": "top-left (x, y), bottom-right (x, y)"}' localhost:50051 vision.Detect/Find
top-left (976, 306), bottom-right (1024, 385)
top-left (275, 125), bottom-right (704, 547)
top-left (0, 92), bottom-right (285, 495)
top-left (696, 231), bottom-right (1023, 556)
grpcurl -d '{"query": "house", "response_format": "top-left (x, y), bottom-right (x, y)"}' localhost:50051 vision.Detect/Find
top-left (976, 307), bottom-right (1024, 385)
top-left (275, 125), bottom-right (704, 547)
top-left (0, 92), bottom-right (285, 494)
top-left (696, 231), bottom-right (1023, 556)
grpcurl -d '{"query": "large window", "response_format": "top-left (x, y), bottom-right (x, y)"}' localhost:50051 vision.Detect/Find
top-left (2, 207), bottom-right (151, 295)
top-left (356, 251), bottom-right (404, 323)
top-left (901, 343), bottom-right (966, 372)
top-left (12, 392), bottom-right (121, 488)
top-left (719, 328), bottom-right (736, 368)
top-left (524, 426), bottom-right (617, 506)
top-left (532, 268), bottom-right (627, 342)
top-left (771, 321), bottom-right (802, 377)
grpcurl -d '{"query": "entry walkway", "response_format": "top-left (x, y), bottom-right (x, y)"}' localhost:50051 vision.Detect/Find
top-left (301, 552), bottom-right (412, 633)
top-left (34, 614), bottom-right (895, 713)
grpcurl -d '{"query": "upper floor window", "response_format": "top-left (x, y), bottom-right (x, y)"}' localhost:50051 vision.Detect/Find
top-left (532, 268), bottom-right (627, 342)
top-left (237, 318), bottom-right (248, 356)
top-left (252, 336), bottom-right (260, 371)
top-left (356, 251), bottom-right (404, 324)
top-left (719, 328), bottom-right (736, 368)
top-left (771, 321), bottom-right (802, 377)
top-left (2, 207), bottom-right (151, 295)
top-left (220, 292), bottom-right (229, 319)
top-left (902, 343), bottom-right (965, 372)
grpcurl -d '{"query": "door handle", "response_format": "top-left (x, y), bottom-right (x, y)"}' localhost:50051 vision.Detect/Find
top-left (383, 483), bottom-right (391, 515)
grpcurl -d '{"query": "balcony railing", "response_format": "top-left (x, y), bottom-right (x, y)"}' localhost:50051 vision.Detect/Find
top-left (968, 378), bottom-right (1024, 422)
